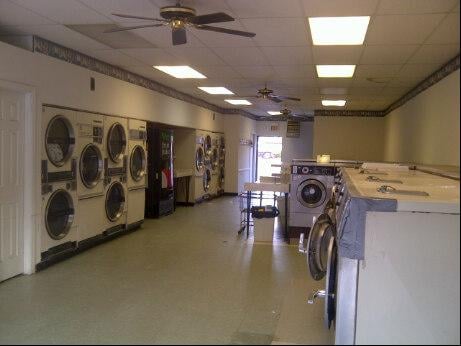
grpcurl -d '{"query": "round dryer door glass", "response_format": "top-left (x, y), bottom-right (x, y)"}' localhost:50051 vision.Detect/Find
top-left (212, 148), bottom-right (218, 169)
top-left (196, 147), bottom-right (204, 171)
top-left (203, 169), bottom-right (211, 192)
top-left (105, 182), bottom-right (125, 222)
top-left (297, 179), bottom-right (327, 208)
top-left (130, 145), bottom-right (146, 181)
top-left (107, 123), bottom-right (126, 162)
top-left (45, 116), bottom-right (75, 167)
top-left (306, 217), bottom-right (335, 281)
top-left (204, 135), bottom-right (212, 154)
top-left (80, 144), bottom-right (103, 188)
top-left (45, 189), bottom-right (75, 240)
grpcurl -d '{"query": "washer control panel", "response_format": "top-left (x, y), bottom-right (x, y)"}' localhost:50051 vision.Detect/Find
top-left (292, 165), bottom-right (337, 176)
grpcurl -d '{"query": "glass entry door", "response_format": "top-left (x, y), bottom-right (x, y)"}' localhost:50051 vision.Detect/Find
top-left (256, 136), bottom-right (283, 181)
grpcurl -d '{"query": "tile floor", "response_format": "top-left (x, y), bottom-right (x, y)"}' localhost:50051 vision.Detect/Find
top-left (0, 197), bottom-right (334, 345)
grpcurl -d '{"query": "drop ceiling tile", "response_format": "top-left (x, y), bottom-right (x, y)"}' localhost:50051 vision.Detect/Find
top-left (301, 0), bottom-right (379, 16)
top-left (409, 44), bottom-right (459, 64)
top-left (89, 49), bottom-right (145, 67)
top-left (380, 86), bottom-right (412, 96)
top-left (348, 86), bottom-right (385, 96)
top-left (119, 48), bottom-right (177, 65)
top-left (190, 21), bottom-right (256, 48)
top-left (376, 0), bottom-right (458, 14)
top-left (317, 79), bottom-right (353, 88)
top-left (366, 14), bottom-right (445, 44)
top-left (453, 3), bottom-right (460, 12)
top-left (231, 65), bottom-right (277, 80)
top-left (260, 46), bottom-right (313, 65)
top-left (164, 46), bottom-right (227, 66)
top-left (360, 45), bottom-right (419, 64)
top-left (212, 46), bottom-right (270, 66)
top-left (123, 26), bottom-right (205, 48)
top-left (240, 18), bottom-right (309, 47)
top-left (352, 78), bottom-right (392, 88)
top-left (354, 64), bottom-right (402, 78)
top-left (368, 101), bottom-right (392, 110)
top-left (312, 46), bottom-right (363, 65)
top-left (276, 77), bottom-right (317, 89)
top-left (11, 0), bottom-right (112, 24)
top-left (273, 65), bottom-right (315, 79)
top-left (79, 0), bottom-right (159, 23)
top-left (425, 13), bottom-right (460, 44)
top-left (150, 0), bottom-right (233, 16)
top-left (191, 65), bottom-right (241, 79)
top-left (397, 63), bottom-right (441, 80)
top-left (0, 1), bottom-right (54, 25)
top-left (320, 87), bottom-right (348, 95)
top-left (226, 0), bottom-right (304, 18)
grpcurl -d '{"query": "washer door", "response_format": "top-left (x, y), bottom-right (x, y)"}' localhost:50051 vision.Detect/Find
top-left (297, 179), bottom-right (327, 208)
top-left (306, 216), bottom-right (335, 280)
top-left (130, 145), bottom-right (147, 182)
top-left (45, 189), bottom-right (75, 240)
top-left (324, 236), bottom-right (337, 329)
top-left (203, 169), bottom-right (211, 192)
top-left (105, 182), bottom-right (125, 222)
top-left (195, 147), bottom-right (204, 172)
top-left (45, 115), bottom-right (75, 167)
top-left (107, 123), bottom-right (127, 163)
top-left (80, 143), bottom-right (103, 188)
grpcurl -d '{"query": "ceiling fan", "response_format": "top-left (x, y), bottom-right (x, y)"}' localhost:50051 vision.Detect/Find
top-left (240, 84), bottom-right (301, 103)
top-left (105, 1), bottom-right (256, 45)
top-left (267, 107), bottom-right (313, 121)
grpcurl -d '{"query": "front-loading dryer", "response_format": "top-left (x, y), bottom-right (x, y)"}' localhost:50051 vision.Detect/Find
top-left (289, 164), bottom-right (336, 231)
top-left (218, 135), bottom-right (225, 195)
top-left (126, 119), bottom-right (147, 230)
top-left (194, 131), bottom-right (206, 202)
top-left (209, 133), bottom-right (220, 197)
top-left (40, 181), bottom-right (79, 264)
top-left (75, 112), bottom-right (106, 246)
top-left (105, 116), bottom-right (128, 176)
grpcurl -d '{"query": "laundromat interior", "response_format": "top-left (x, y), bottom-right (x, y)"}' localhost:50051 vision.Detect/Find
top-left (0, 1), bottom-right (459, 345)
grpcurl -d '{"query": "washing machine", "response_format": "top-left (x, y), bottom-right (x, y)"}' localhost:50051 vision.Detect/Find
top-left (127, 119), bottom-right (147, 230)
top-left (194, 131), bottom-right (206, 202)
top-left (289, 164), bottom-right (337, 230)
top-left (103, 116), bottom-right (128, 234)
top-left (75, 112), bottom-right (106, 246)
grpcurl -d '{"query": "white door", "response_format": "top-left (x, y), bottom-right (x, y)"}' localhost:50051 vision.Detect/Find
top-left (0, 88), bottom-right (25, 282)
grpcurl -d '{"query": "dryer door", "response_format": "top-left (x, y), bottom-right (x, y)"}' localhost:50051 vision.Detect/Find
top-left (204, 135), bottom-right (212, 155)
top-left (80, 143), bottom-right (103, 188)
top-left (130, 145), bottom-right (147, 182)
top-left (107, 123), bottom-right (127, 163)
top-left (45, 189), bottom-right (75, 240)
top-left (105, 182), bottom-right (125, 222)
top-left (195, 147), bottom-right (204, 172)
top-left (297, 179), bottom-right (327, 208)
top-left (45, 115), bottom-right (75, 167)
top-left (306, 216), bottom-right (335, 280)
top-left (211, 148), bottom-right (218, 170)
top-left (203, 169), bottom-right (211, 192)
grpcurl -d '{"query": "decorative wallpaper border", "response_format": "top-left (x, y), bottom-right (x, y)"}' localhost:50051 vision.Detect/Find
top-left (32, 36), bottom-right (257, 120)
top-left (31, 36), bottom-right (459, 121)
top-left (384, 54), bottom-right (460, 115)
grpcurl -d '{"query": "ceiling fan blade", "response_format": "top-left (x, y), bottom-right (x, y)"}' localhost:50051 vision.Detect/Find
top-left (268, 96), bottom-right (283, 103)
top-left (111, 13), bottom-right (167, 22)
top-left (189, 12), bottom-right (234, 25)
top-left (275, 96), bottom-right (302, 102)
top-left (194, 25), bottom-right (256, 38)
top-left (104, 24), bottom-right (165, 33)
top-left (172, 27), bottom-right (187, 45)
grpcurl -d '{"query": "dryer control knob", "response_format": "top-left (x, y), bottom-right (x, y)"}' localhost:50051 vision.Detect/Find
top-left (302, 167), bottom-right (310, 174)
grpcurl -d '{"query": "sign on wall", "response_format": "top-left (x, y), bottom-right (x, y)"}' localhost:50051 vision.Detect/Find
top-left (286, 120), bottom-right (300, 138)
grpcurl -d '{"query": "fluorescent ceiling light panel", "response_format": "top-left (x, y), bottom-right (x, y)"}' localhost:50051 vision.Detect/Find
top-left (225, 99), bottom-right (252, 105)
top-left (309, 16), bottom-right (370, 45)
top-left (198, 87), bottom-right (234, 95)
top-left (267, 111), bottom-right (282, 115)
top-left (322, 100), bottom-right (347, 107)
top-left (153, 65), bottom-right (206, 79)
top-left (316, 65), bottom-right (356, 78)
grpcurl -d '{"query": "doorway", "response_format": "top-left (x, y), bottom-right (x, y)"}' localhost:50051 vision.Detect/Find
top-left (256, 136), bottom-right (283, 181)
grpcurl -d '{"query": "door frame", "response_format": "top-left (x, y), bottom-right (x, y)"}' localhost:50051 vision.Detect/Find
top-left (0, 79), bottom-right (39, 275)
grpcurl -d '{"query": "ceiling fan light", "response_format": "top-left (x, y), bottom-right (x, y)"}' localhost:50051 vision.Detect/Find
top-left (153, 65), bottom-right (207, 79)
top-left (322, 100), bottom-right (347, 107)
top-left (309, 16), bottom-right (370, 45)
top-left (316, 65), bottom-right (356, 78)
top-left (198, 87), bottom-right (234, 95)
top-left (225, 99), bottom-right (252, 105)
top-left (267, 111), bottom-right (282, 115)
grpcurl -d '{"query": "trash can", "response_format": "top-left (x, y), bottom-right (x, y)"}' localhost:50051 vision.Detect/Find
top-left (251, 206), bottom-right (280, 242)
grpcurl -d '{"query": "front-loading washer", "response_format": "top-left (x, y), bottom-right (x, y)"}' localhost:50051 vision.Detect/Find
top-left (289, 164), bottom-right (337, 232)
top-left (126, 119), bottom-right (147, 230)
top-left (40, 181), bottom-right (79, 265)
top-left (75, 112), bottom-right (106, 246)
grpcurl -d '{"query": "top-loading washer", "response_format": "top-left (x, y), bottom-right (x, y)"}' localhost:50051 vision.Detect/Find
top-left (127, 119), bottom-right (147, 230)
top-left (75, 112), bottom-right (106, 245)
top-left (103, 116), bottom-right (128, 235)
top-left (289, 164), bottom-right (337, 231)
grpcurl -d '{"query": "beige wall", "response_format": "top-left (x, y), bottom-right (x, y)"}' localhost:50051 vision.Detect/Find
top-left (313, 117), bottom-right (386, 161)
top-left (256, 121), bottom-right (314, 163)
top-left (384, 70), bottom-right (460, 167)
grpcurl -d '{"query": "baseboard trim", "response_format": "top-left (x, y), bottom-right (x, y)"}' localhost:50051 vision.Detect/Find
top-left (223, 192), bottom-right (238, 197)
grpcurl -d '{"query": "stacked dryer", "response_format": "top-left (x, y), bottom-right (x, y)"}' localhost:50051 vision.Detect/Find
top-left (194, 130), bottom-right (209, 202)
top-left (209, 132), bottom-right (220, 197)
top-left (76, 112), bottom-right (105, 248)
top-left (40, 106), bottom-right (79, 264)
top-left (217, 135), bottom-right (225, 195)
top-left (126, 119), bottom-right (147, 230)
top-left (103, 116), bottom-right (128, 235)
